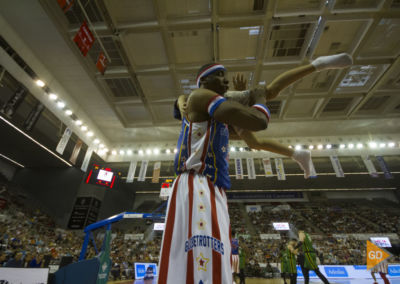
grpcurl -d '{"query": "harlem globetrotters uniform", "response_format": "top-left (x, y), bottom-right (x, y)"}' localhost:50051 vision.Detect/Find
top-left (231, 237), bottom-right (240, 274)
top-left (302, 233), bottom-right (318, 270)
top-left (158, 92), bottom-right (270, 284)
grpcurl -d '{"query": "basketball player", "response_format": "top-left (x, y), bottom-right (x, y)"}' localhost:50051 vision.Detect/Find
top-left (175, 53), bottom-right (353, 178)
top-left (280, 243), bottom-right (290, 284)
top-left (371, 257), bottom-right (391, 284)
top-left (231, 229), bottom-right (240, 283)
top-left (298, 230), bottom-right (330, 284)
top-left (158, 64), bottom-right (271, 283)
top-left (284, 239), bottom-right (299, 284)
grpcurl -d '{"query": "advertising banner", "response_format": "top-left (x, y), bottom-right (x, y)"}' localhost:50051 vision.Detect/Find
top-left (138, 160), bottom-right (149, 182)
top-left (246, 158), bottom-right (256, 179)
top-left (235, 158), bottom-right (243, 179)
top-left (274, 158), bottom-right (286, 180)
top-left (262, 158), bottom-right (274, 177)
top-left (126, 161), bottom-right (137, 183)
top-left (73, 21), bottom-right (95, 56)
top-left (69, 139), bottom-right (83, 165)
top-left (152, 161), bottom-right (161, 183)
top-left (0, 268), bottom-right (49, 283)
top-left (362, 155), bottom-right (379, 177)
top-left (330, 155), bottom-right (345, 177)
top-left (134, 263), bottom-right (157, 280)
top-left (56, 127), bottom-right (72, 155)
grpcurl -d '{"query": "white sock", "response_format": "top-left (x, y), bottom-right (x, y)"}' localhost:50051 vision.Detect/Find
top-left (292, 150), bottom-right (312, 179)
top-left (311, 53), bottom-right (353, 72)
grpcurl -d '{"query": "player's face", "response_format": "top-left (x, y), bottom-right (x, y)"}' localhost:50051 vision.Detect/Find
top-left (203, 70), bottom-right (229, 94)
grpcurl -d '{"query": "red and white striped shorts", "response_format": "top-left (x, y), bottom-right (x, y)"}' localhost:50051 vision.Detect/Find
top-left (158, 171), bottom-right (232, 284)
top-left (231, 254), bottom-right (240, 273)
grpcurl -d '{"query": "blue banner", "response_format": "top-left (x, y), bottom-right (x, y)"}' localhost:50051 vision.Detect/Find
top-left (297, 266), bottom-right (316, 277)
top-left (376, 156), bottom-right (393, 179)
top-left (324, 266), bottom-right (348, 277)
top-left (389, 266), bottom-right (400, 277)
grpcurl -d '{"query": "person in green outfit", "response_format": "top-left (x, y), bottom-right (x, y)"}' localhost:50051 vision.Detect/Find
top-left (280, 240), bottom-right (299, 284)
top-left (298, 231), bottom-right (330, 284)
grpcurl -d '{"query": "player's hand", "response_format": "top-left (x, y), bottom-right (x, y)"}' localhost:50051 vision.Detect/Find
top-left (232, 73), bottom-right (247, 91)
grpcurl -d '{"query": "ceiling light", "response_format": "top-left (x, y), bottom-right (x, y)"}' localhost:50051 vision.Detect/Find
top-left (368, 142), bottom-right (377, 148)
top-left (340, 144), bottom-right (346, 149)
top-left (309, 145), bottom-right (314, 150)
top-left (99, 144), bottom-right (104, 148)
top-left (230, 147), bottom-right (236, 152)
top-left (36, 80), bottom-right (45, 87)
top-left (288, 145), bottom-right (293, 149)
top-left (0, 153), bottom-right (25, 168)
top-left (139, 149), bottom-right (144, 155)
top-left (65, 109), bottom-right (73, 116)
top-left (104, 148), bottom-right (109, 153)
top-left (326, 144), bottom-right (332, 149)
top-left (49, 93), bottom-right (58, 100)
top-left (119, 150), bottom-right (125, 155)
top-left (153, 148), bottom-right (160, 155)
top-left (295, 145), bottom-right (302, 150)
top-left (127, 149), bottom-right (132, 155)
top-left (356, 143), bottom-right (363, 149)
top-left (166, 149), bottom-right (171, 154)
top-left (388, 142), bottom-right (395, 148)
top-left (86, 131), bottom-right (93, 137)
top-left (81, 125), bottom-right (88, 131)
top-left (379, 143), bottom-right (386, 148)
top-left (348, 143), bottom-right (354, 149)
top-left (317, 144), bottom-right (323, 150)
top-left (146, 149), bottom-right (152, 155)
top-left (111, 150), bottom-right (117, 155)
top-left (93, 139), bottom-right (100, 144)
top-left (75, 120), bottom-right (82, 126)
top-left (239, 147), bottom-right (244, 152)
top-left (57, 101), bottom-right (65, 109)
top-left (173, 149), bottom-right (177, 154)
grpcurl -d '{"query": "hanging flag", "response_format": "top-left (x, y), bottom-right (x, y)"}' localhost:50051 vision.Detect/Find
top-left (73, 21), bottom-right (95, 57)
top-left (81, 145), bottom-right (94, 172)
top-left (126, 161), bottom-right (137, 183)
top-left (152, 162), bottom-right (161, 183)
top-left (138, 160), bottom-right (149, 182)
top-left (309, 159), bottom-right (317, 178)
top-left (23, 102), bottom-right (45, 131)
top-left (96, 52), bottom-right (108, 75)
top-left (262, 158), bottom-right (274, 177)
top-left (0, 87), bottom-right (27, 118)
top-left (234, 158), bottom-right (243, 179)
top-left (274, 158), bottom-right (286, 181)
top-left (57, 0), bottom-right (74, 12)
top-left (69, 139), bottom-right (83, 165)
top-left (246, 158), bottom-right (256, 179)
top-left (376, 156), bottom-right (393, 179)
top-left (56, 127), bottom-right (73, 155)
top-left (330, 155), bottom-right (345, 177)
top-left (362, 155), bottom-right (379, 178)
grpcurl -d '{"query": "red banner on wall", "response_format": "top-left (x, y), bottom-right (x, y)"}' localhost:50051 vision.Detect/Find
top-left (57, 0), bottom-right (74, 13)
top-left (73, 21), bottom-right (95, 57)
top-left (96, 52), bottom-right (108, 75)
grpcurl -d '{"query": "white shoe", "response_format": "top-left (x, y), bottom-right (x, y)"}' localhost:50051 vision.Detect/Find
top-left (312, 53), bottom-right (353, 71)
top-left (292, 150), bottom-right (312, 179)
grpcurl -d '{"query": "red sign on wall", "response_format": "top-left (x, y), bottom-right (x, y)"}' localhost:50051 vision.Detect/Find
top-left (73, 21), bottom-right (95, 57)
top-left (57, 0), bottom-right (74, 13)
top-left (96, 52), bottom-right (108, 75)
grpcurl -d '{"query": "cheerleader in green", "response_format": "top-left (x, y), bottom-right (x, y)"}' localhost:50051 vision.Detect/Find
top-left (280, 240), bottom-right (299, 284)
top-left (298, 231), bottom-right (330, 284)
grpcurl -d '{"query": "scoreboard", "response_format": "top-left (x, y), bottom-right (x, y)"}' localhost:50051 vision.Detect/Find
top-left (85, 164), bottom-right (121, 189)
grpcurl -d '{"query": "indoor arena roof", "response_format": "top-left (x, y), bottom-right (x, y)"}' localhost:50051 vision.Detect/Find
top-left (0, 0), bottom-right (399, 153)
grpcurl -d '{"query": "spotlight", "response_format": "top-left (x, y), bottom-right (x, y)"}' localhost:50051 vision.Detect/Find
top-left (388, 142), bottom-right (395, 148)
top-left (348, 143), bottom-right (354, 149)
top-left (146, 149), bottom-right (152, 155)
top-left (99, 143), bottom-right (104, 148)
top-left (49, 93), bottom-right (58, 100)
top-left (153, 148), bottom-right (160, 155)
top-left (111, 150), bottom-right (117, 155)
top-left (230, 147), bottom-right (236, 152)
top-left (173, 149), bottom-right (177, 154)
top-left (288, 145), bottom-right (293, 149)
top-left (57, 101), bottom-right (65, 109)
top-left (356, 143), bottom-right (363, 149)
top-left (166, 149), bottom-right (171, 154)
top-left (368, 142), bottom-right (377, 148)
top-left (94, 139), bottom-right (100, 144)
top-left (119, 150), bottom-right (125, 155)
top-left (339, 144), bottom-right (346, 149)
top-left (86, 131), bottom-right (94, 137)
top-left (295, 145), bottom-right (302, 150)
top-left (317, 144), bottom-right (323, 150)
top-left (75, 120), bottom-right (83, 126)
top-left (81, 125), bottom-right (88, 131)
top-left (379, 143), bottom-right (386, 148)
top-left (65, 109), bottom-right (73, 116)
top-left (326, 144), bottom-right (332, 149)
top-left (139, 149), bottom-right (144, 155)
top-left (127, 149), bottom-right (132, 155)
top-left (36, 80), bottom-right (45, 87)
top-left (239, 147), bottom-right (244, 152)
top-left (104, 148), bottom-right (109, 153)
top-left (309, 145), bottom-right (314, 150)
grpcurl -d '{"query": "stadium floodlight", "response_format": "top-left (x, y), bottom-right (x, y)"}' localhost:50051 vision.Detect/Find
top-left (388, 142), bottom-right (395, 148)
top-left (119, 150), bottom-right (125, 155)
top-left (146, 149), bottom-right (152, 155)
top-left (348, 143), bottom-right (354, 149)
top-left (295, 145), bottom-right (302, 150)
top-left (166, 149), bottom-right (171, 154)
top-left (368, 142), bottom-right (377, 148)
top-left (99, 143), bottom-right (104, 148)
top-left (65, 109), bottom-right (73, 116)
top-left (49, 93), bottom-right (58, 100)
top-left (81, 125), bottom-right (88, 131)
top-left (127, 149), bottom-right (133, 155)
top-left (379, 143), bottom-right (386, 148)
top-left (317, 144), bottom-right (323, 150)
top-left (86, 131), bottom-right (94, 137)
top-left (356, 143), bottom-right (363, 149)
top-left (153, 148), bottom-right (160, 155)
top-left (111, 150), bottom-right (117, 155)
top-left (75, 120), bottom-right (83, 126)
top-left (36, 79), bottom-right (45, 87)
top-left (326, 144), bottom-right (332, 149)
top-left (339, 144), bottom-right (346, 149)
top-left (139, 149), bottom-right (144, 156)
top-left (174, 148), bottom-right (178, 154)
top-left (230, 146), bottom-right (236, 152)
top-left (239, 147), bottom-right (244, 152)
top-left (309, 145), bottom-right (314, 150)
top-left (57, 101), bottom-right (65, 109)
top-left (94, 139), bottom-right (100, 144)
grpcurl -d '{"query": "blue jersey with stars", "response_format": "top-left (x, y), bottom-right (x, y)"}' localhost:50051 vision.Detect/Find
top-left (231, 238), bottom-right (239, 255)
top-left (174, 117), bottom-right (231, 189)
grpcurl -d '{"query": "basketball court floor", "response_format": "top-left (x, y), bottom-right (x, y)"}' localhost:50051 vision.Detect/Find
top-left (109, 278), bottom-right (400, 284)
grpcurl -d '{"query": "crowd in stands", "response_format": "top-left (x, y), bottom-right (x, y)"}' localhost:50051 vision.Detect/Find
top-left (1, 183), bottom-right (400, 280)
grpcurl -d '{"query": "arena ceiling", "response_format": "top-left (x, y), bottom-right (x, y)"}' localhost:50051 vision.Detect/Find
top-left (1, 0), bottom-right (400, 155)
